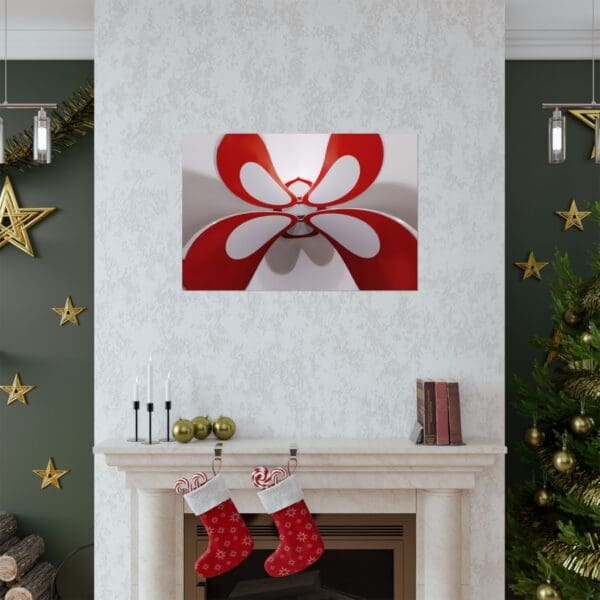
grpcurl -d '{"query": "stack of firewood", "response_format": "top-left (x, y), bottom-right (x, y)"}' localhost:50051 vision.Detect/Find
top-left (0, 513), bottom-right (55, 600)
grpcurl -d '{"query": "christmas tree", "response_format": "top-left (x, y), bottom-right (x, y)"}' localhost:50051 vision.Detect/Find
top-left (508, 203), bottom-right (600, 599)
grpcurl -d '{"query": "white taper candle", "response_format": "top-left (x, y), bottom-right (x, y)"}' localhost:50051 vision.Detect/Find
top-left (147, 356), bottom-right (153, 405)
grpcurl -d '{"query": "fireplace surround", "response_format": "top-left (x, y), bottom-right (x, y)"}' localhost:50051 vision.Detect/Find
top-left (185, 513), bottom-right (416, 599)
top-left (94, 438), bottom-right (504, 600)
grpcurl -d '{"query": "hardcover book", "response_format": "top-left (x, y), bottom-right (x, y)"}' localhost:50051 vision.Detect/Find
top-left (447, 381), bottom-right (463, 445)
top-left (434, 381), bottom-right (449, 445)
top-left (416, 379), bottom-right (436, 445)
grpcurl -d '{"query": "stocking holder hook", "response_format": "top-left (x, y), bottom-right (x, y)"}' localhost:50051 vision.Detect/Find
top-left (288, 444), bottom-right (298, 474)
top-left (213, 442), bottom-right (223, 475)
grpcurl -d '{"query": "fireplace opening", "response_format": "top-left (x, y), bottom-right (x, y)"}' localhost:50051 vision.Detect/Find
top-left (184, 514), bottom-right (416, 600)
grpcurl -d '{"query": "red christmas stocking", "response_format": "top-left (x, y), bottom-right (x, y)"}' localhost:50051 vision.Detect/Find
top-left (184, 474), bottom-right (254, 578)
top-left (257, 474), bottom-right (324, 577)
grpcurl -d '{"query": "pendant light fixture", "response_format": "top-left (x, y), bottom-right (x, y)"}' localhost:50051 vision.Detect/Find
top-left (542, 0), bottom-right (599, 164)
top-left (0, 0), bottom-right (56, 164)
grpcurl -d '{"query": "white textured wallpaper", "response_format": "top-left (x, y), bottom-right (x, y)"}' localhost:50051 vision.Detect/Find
top-left (95, 1), bottom-right (505, 598)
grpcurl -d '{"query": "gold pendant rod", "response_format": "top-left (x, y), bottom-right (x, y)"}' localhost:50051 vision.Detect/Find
top-left (542, 102), bottom-right (600, 109)
top-left (0, 103), bottom-right (57, 110)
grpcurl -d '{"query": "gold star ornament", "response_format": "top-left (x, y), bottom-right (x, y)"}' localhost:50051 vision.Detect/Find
top-left (555, 199), bottom-right (591, 231)
top-left (515, 251), bottom-right (549, 281)
top-left (52, 296), bottom-right (86, 326)
top-left (0, 176), bottom-right (55, 256)
top-left (568, 109), bottom-right (600, 158)
top-left (33, 458), bottom-right (69, 490)
top-left (0, 373), bottom-right (36, 406)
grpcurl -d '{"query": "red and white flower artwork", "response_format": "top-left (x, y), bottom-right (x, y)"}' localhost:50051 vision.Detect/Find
top-left (182, 133), bottom-right (417, 290)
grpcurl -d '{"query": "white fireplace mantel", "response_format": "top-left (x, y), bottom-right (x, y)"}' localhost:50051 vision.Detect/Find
top-left (94, 437), bottom-right (505, 600)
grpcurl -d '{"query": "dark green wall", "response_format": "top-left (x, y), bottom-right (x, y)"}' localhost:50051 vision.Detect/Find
top-left (506, 62), bottom-right (597, 486)
top-left (0, 61), bottom-right (93, 597)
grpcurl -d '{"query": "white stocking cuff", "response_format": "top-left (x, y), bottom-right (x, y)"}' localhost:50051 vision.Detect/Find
top-left (257, 474), bottom-right (304, 514)
top-left (184, 473), bottom-right (231, 516)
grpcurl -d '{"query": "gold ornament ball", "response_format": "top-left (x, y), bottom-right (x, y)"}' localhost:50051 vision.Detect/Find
top-left (533, 487), bottom-right (555, 508)
top-left (192, 416), bottom-right (212, 440)
top-left (552, 449), bottom-right (576, 473)
top-left (524, 425), bottom-right (545, 447)
top-left (563, 309), bottom-right (581, 326)
top-left (536, 582), bottom-right (561, 600)
top-left (570, 414), bottom-right (594, 436)
top-left (580, 331), bottom-right (593, 345)
top-left (213, 416), bottom-right (236, 440)
top-left (172, 419), bottom-right (195, 443)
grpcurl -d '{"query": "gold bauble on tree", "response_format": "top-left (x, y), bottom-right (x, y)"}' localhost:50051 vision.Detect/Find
top-left (213, 416), bottom-right (236, 440)
top-left (563, 309), bottom-right (581, 326)
top-left (553, 448), bottom-right (576, 473)
top-left (536, 582), bottom-right (561, 600)
top-left (580, 330), bottom-right (593, 345)
top-left (192, 416), bottom-right (212, 440)
top-left (172, 419), bottom-right (195, 443)
top-left (525, 424), bottom-right (545, 447)
top-left (533, 486), bottom-right (555, 508)
top-left (570, 413), bottom-right (594, 436)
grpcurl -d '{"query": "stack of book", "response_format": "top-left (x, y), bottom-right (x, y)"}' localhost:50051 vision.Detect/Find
top-left (413, 379), bottom-right (463, 445)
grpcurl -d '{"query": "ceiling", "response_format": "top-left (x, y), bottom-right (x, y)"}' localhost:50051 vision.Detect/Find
top-left (2, 0), bottom-right (93, 59)
top-left (0, 1), bottom-right (595, 60)
top-left (507, 0), bottom-right (600, 59)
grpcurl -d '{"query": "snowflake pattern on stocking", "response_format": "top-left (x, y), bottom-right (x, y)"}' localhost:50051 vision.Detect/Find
top-left (264, 499), bottom-right (324, 578)
top-left (195, 500), bottom-right (254, 578)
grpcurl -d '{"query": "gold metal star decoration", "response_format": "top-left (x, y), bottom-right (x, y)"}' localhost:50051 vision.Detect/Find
top-left (0, 373), bottom-right (36, 406)
top-left (33, 458), bottom-right (69, 490)
top-left (568, 109), bottom-right (600, 158)
top-left (555, 199), bottom-right (591, 231)
top-left (515, 251), bottom-right (549, 281)
top-left (52, 296), bottom-right (86, 326)
top-left (0, 176), bottom-right (56, 256)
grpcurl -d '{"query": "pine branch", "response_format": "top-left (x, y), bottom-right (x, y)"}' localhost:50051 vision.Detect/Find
top-left (0, 80), bottom-right (94, 171)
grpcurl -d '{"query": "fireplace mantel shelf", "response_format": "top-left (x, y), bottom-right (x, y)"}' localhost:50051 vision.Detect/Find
top-left (95, 436), bottom-right (505, 456)
top-left (95, 438), bottom-right (505, 600)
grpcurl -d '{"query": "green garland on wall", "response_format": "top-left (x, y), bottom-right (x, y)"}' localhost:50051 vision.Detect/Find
top-left (1, 81), bottom-right (94, 171)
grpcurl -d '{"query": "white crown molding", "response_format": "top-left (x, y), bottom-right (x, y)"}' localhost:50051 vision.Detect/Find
top-left (507, 29), bottom-right (599, 60)
top-left (3, 29), bottom-right (93, 60)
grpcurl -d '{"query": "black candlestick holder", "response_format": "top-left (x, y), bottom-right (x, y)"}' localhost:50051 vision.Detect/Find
top-left (142, 402), bottom-right (156, 445)
top-left (127, 401), bottom-right (143, 442)
top-left (161, 401), bottom-right (173, 442)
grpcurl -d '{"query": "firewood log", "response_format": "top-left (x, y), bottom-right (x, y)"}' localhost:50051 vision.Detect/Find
top-left (0, 538), bottom-right (18, 556)
top-left (0, 536), bottom-right (45, 582)
top-left (4, 562), bottom-right (55, 600)
top-left (0, 516), bottom-right (17, 548)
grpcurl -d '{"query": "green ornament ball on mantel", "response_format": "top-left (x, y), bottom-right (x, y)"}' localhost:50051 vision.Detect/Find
top-left (213, 416), bottom-right (236, 440)
top-left (192, 416), bottom-right (212, 440)
top-left (172, 419), bottom-right (195, 443)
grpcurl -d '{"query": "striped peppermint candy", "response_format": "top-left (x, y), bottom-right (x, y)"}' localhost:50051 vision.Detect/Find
top-left (251, 466), bottom-right (288, 490)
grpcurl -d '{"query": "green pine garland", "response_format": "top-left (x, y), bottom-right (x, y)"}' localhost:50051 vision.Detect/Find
top-left (1, 80), bottom-right (93, 171)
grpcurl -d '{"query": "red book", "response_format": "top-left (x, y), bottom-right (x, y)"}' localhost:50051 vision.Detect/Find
top-left (417, 379), bottom-right (436, 445)
top-left (434, 381), bottom-right (449, 445)
top-left (447, 381), bottom-right (463, 445)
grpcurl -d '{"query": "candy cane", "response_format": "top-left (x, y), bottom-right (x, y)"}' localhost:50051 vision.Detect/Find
top-left (191, 471), bottom-right (209, 490)
top-left (251, 466), bottom-right (288, 490)
top-left (174, 477), bottom-right (191, 494)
